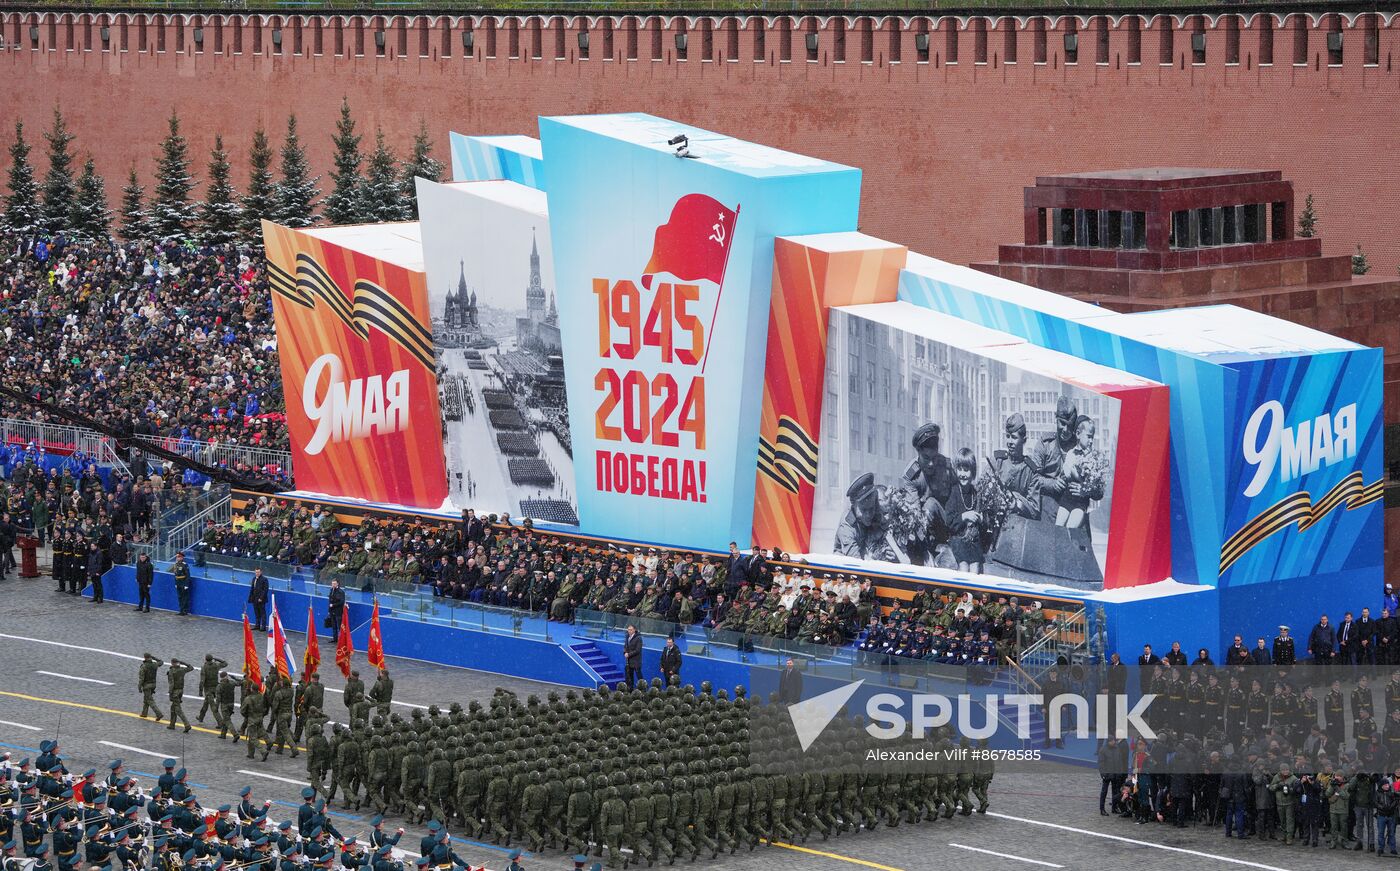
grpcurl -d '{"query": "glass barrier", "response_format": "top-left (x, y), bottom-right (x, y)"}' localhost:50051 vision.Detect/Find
top-left (574, 608), bottom-right (980, 694)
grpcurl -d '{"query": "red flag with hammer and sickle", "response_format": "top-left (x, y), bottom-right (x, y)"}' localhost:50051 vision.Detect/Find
top-left (641, 193), bottom-right (739, 290)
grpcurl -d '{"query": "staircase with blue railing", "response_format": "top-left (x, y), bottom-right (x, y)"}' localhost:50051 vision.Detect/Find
top-left (568, 641), bottom-right (626, 688)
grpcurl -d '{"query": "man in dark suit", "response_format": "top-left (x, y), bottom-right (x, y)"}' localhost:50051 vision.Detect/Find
top-left (1224, 635), bottom-right (1250, 668)
top-left (659, 636), bottom-right (682, 687)
top-left (623, 624), bottom-right (644, 691)
top-left (778, 657), bottom-right (804, 705)
top-left (248, 568), bottom-right (270, 632)
top-left (1137, 644), bottom-right (1161, 695)
top-left (1102, 652), bottom-right (1128, 738)
top-left (134, 552), bottom-right (155, 613)
top-left (1249, 637), bottom-right (1272, 667)
top-left (328, 580), bottom-right (346, 641)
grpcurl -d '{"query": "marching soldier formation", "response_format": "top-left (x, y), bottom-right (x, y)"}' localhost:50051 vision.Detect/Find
top-left (123, 651), bottom-right (994, 869)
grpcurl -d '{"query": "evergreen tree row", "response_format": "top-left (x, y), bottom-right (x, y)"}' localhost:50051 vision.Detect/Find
top-left (1, 101), bottom-right (443, 244)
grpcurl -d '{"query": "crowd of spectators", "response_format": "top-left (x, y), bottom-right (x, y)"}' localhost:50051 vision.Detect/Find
top-left (1, 232), bottom-right (287, 456)
top-left (1094, 612), bottom-right (1400, 854)
top-left (199, 496), bottom-right (1062, 664)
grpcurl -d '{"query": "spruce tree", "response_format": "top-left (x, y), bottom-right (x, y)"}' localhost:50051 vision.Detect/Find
top-left (1352, 245), bottom-right (1371, 276)
top-left (69, 157), bottom-right (112, 241)
top-left (324, 98), bottom-right (364, 225)
top-left (399, 120), bottom-right (443, 219)
top-left (118, 166), bottom-right (148, 242)
top-left (149, 112), bottom-right (198, 241)
top-left (1298, 194), bottom-right (1318, 238)
top-left (273, 114), bottom-right (320, 228)
top-left (200, 134), bottom-right (242, 245)
top-left (241, 125), bottom-right (276, 240)
top-left (3, 121), bottom-right (41, 235)
top-left (41, 107), bottom-right (76, 235)
top-left (362, 129), bottom-right (407, 222)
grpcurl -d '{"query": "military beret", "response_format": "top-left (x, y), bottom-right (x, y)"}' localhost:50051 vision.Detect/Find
top-left (1055, 396), bottom-right (1078, 419)
top-left (1005, 412), bottom-right (1027, 435)
top-left (912, 422), bottom-right (940, 448)
top-left (239, 786), bottom-right (252, 797)
top-left (845, 472), bottom-right (877, 503)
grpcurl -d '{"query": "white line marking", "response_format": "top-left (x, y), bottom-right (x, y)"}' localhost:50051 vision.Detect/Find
top-left (237, 769), bottom-right (307, 786)
top-left (319, 687), bottom-right (427, 709)
top-left (948, 843), bottom-right (1063, 868)
top-left (36, 671), bottom-right (114, 686)
top-left (987, 812), bottom-right (1296, 871)
top-left (0, 720), bottom-right (40, 731)
top-left (99, 741), bottom-right (173, 760)
top-left (0, 633), bottom-right (143, 661)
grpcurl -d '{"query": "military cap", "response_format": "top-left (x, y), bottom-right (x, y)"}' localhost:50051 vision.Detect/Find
top-left (1005, 413), bottom-right (1027, 436)
top-left (912, 422), bottom-right (940, 448)
top-left (160, 814), bottom-right (176, 823)
top-left (14, 759), bottom-right (27, 768)
top-left (301, 787), bottom-right (316, 800)
top-left (108, 759), bottom-right (123, 771)
top-left (316, 854), bottom-right (334, 866)
top-left (277, 822), bottom-right (292, 832)
top-left (845, 472), bottom-right (878, 504)
top-left (375, 846), bottom-right (392, 858)
top-left (182, 851), bottom-right (198, 864)
top-left (83, 768), bottom-right (98, 778)
top-left (1, 843), bottom-right (15, 853)
top-left (216, 805), bottom-right (231, 815)
top-left (370, 815), bottom-right (384, 827)
top-left (92, 793), bottom-right (108, 806)
top-left (239, 786), bottom-right (252, 797)
top-left (162, 758), bottom-right (177, 769)
top-left (508, 850), bottom-right (521, 861)
top-left (193, 825), bottom-right (208, 838)
top-left (309, 827), bottom-right (323, 839)
top-left (116, 777), bottom-right (131, 788)
top-left (573, 855), bottom-right (588, 867)
top-left (341, 838), bottom-right (355, 847)
top-left (414, 860), bottom-right (429, 869)
top-left (39, 740), bottom-right (54, 752)
top-left (284, 844), bottom-right (302, 856)
top-left (1055, 396), bottom-right (1078, 419)
top-left (174, 768), bottom-right (187, 780)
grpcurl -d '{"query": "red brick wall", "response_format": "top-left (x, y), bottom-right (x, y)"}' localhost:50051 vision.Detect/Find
top-left (3, 10), bottom-right (1400, 277)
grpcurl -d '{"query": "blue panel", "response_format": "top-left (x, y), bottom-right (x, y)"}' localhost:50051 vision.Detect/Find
top-left (540, 112), bottom-right (861, 548)
top-left (449, 132), bottom-right (546, 191)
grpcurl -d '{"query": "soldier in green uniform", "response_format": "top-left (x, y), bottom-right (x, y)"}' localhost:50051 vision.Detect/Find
top-left (216, 672), bottom-right (238, 741)
top-left (363, 737), bottom-right (391, 816)
top-left (597, 786), bottom-right (626, 869)
top-left (624, 781), bottom-right (654, 868)
top-left (306, 722), bottom-right (331, 798)
top-left (483, 765), bottom-right (512, 845)
top-left (564, 767), bottom-right (594, 856)
top-left (139, 654), bottom-right (165, 722)
top-left (344, 670), bottom-right (367, 729)
top-left (425, 749), bottom-right (454, 827)
top-left (1270, 763), bottom-right (1300, 845)
top-left (329, 727), bottom-right (363, 810)
top-left (195, 655), bottom-right (228, 724)
top-left (397, 741), bottom-right (426, 823)
top-left (166, 658), bottom-right (194, 732)
top-left (648, 779), bottom-right (675, 864)
top-left (241, 685), bottom-right (268, 760)
top-left (267, 676), bottom-right (296, 759)
top-left (369, 670), bottom-right (394, 721)
top-left (972, 739), bottom-right (993, 813)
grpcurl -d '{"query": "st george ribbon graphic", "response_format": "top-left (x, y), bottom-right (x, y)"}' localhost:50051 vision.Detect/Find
top-left (640, 193), bottom-right (740, 374)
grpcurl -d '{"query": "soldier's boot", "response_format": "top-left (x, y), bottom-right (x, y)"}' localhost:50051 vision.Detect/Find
top-left (490, 820), bottom-right (512, 846)
top-left (940, 798), bottom-right (955, 819)
top-left (247, 737), bottom-right (259, 760)
top-left (975, 789), bottom-right (989, 814)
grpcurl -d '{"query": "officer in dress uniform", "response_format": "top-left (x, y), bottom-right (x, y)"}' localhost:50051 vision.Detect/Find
top-left (1274, 625), bottom-right (1297, 666)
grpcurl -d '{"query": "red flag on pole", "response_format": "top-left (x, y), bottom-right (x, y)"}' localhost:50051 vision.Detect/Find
top-left (242, 614), bottom-right (263, 692)
top-left (304, 603), bottom-right (321, 676)
top-left (640, 194), bottom-right (739, 291)
top-left (334, 606), bottom-right (353, 678)
top-left (367, 599), bottom-right (385, 671)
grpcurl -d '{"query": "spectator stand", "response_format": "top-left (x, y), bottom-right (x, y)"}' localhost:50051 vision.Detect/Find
top-left (0, 415), bottom-right (132, 486)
